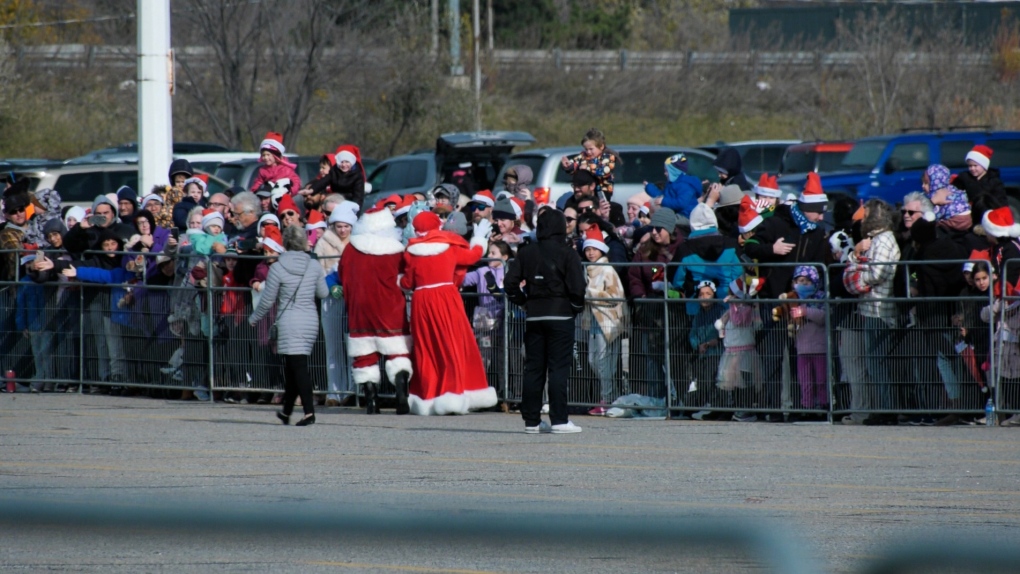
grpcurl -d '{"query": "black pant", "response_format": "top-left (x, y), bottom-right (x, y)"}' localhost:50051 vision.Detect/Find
top-left (521, 318), bottom-right (574, 426)
top-left (282, 354), bottom-right (314, 417)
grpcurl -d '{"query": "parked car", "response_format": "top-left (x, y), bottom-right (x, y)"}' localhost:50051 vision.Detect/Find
top-left (698, 140), bottom-right (800, 180)
top-left (496, 145), bottom-right (718, 207)
top-left (779, 141), bottom-right (854, 176)
top-left (15, 163), bottom-right (227, 207)
top-left (364, 131), bottom-right (536, 207)
top-left (64, 142), bottom-right (234, 164)
top-left (777, 131), bottom-right (1020, 206)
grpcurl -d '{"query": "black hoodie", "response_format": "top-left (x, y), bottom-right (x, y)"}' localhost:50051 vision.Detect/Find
top-left (309, 163), bottom-right (365, 209)
top-left (953, 167), bottom-right (1007, 205)
top-left (713, 148), bottom-right (753, 192)
top-left (505, 209), bottom-right (586, 318)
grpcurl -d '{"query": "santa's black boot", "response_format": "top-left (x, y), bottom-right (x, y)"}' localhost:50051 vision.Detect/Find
top-left (394, 372), bottom-right (410, 415)
top-left (364, 383), bottom-right (379, 415)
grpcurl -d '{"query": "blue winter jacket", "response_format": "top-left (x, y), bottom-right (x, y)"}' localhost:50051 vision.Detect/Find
top-left (76, 265), bottom-right (136, 327)
top-left (670, 228), bottom-right (744, 315)
top-left (644, 173), bottom-right (702, 218)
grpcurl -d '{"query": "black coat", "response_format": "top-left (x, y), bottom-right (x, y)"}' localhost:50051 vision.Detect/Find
top-left (310, 164), bottom-right (365, 209)
top-left (505, 210), bottom-right (586, 318)
top-left (953, 168), bottom-right (1007, 205)
top-left (713, 148), bottom-right (753, 192)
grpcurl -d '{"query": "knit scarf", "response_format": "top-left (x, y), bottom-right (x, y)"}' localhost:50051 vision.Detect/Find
top-left (789, 203), bottom-right (817, 234)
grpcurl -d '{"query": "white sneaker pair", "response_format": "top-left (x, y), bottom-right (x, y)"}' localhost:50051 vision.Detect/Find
top-left (524, 421), bottom-right (582, 434)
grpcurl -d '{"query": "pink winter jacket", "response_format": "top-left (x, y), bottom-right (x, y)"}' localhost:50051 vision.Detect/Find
top-left (250, 162), bottom-right (302, 194)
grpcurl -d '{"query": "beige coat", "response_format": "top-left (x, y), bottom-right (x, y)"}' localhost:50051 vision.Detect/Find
top-left (584, 256), bottom-right (627, 343)
top-left (313, 229), bottom-right (348, 274)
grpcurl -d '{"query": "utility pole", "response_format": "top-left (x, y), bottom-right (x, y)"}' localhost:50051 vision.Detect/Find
top-left (137, 0), bottom-right (173, 194)
top-left (473, 0), bottom-right (481, 130)
top-left (449, 0), bottom-right (463, 75)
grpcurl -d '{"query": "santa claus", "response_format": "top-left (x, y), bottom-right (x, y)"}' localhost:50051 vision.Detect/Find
top-left (339, 204), bottom-right (412, 414)
top-left (400, 212), bottom-right (498, 415)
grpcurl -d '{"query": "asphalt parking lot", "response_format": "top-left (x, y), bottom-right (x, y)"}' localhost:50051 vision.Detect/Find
top-left (1, 394), bottom-right (1018, 573)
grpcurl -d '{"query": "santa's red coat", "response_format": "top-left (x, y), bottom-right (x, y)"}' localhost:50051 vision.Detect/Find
top-left (339, 233), bottom-right (410, 360)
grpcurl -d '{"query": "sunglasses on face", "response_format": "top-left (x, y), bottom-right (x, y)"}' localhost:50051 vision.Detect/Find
top-left (322, 210), bottom-right (332, 218)
top-left (281, 211), bottom-right (298, 218)
top-left (652, 226), bottom-right (667, 233)
top-left (565, 216), bottom-right (576, 223)
top-left (901, 209), bottom-right (921, 216)
top-left (3, 206), bottom-right (25, 215)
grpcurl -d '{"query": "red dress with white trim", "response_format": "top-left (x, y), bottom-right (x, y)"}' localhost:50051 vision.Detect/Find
top-left (400, 231), bottom-right (497, 415)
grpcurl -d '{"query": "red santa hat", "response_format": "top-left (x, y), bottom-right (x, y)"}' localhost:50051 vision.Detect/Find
top-left (182, 173), bottom-right (208, 193)
top-left (413, 211), bottom-right (442, 234)
top-left (335, 150), bottom-right (357, 167)
top-left (982, 206), bottom-right (1020, 238)
top-left (754, 173), bottom-right (781, 198)
top-left (966, 144), bottom-right (993, 170)
top-left (379, 194), bottom-right (402, 210)
top-left (393, 195), bottom-right (415, 217)
top-left (276, 193), bottom-right (299, 216)
top-left (200, 208), bottom-right (224, 231)
top-left (258, 213), bottom-right (280, 229)
top-left (639, 202), bottom-right (651, 216)
top-left (471, 190), bottom-right (496, 208)
top-left (305, 208), bottom-right (326, 231)
top-left (729, 275), bottom-right (765, 299)
top-left (260, 131), bottom-right (286, 156)
top-left (582, 226), bottom-right (608, 254)
top-left (261, 225), bottom-right (285, 254)
top-left (737, 194), bottom-right (763, 234)
top-left (509, 197), bottom-right (526, 219)
top-left (797, 172), bottom-right (827, 212)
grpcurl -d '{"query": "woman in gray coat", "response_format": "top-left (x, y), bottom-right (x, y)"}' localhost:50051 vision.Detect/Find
top-left (249, 225), bottom-right (329, 426)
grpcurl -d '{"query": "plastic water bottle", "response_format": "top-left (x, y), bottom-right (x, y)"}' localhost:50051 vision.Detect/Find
top-left (985, 398), bottom-right (996, 427)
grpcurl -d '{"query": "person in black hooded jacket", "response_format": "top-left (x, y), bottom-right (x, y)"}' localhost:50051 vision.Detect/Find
top-left (953, 144), bottom-right (1007, 205)
top-left (304, 149), bottom-right (365, 209)
top-left (712, 147), bottom-right (753, 192)
top-left (505, 208), bottom-right (587, 433)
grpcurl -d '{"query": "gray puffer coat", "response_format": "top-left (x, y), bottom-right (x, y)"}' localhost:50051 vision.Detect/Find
top-left (249, 251), bottom-right (328, 355)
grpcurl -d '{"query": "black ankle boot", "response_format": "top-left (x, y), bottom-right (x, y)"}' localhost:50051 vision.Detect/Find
top-left (394, 371), bottom-right (410, 415)
top-left (364, 383), bottom-right (379, 415)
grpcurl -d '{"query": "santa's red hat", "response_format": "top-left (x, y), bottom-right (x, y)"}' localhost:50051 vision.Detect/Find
top-left (379, 194), bottom-right (402, 209)
top-left (966, 145), bottom-right (993, 170)
top-left (982, 206), bottom-right (1020, 238)
top-left (471, 190), bottom-right (496, 208)
top-left (260, 131), bottom-right (285, 156)
top-left (182, 173), bottom-right (208, 192)
top-left (737, 194), bottom-right (763, 234)
top-left (200, 208), bottom-right (224, 230)
top-left (413, 211), bottom-right (442, 234)
top-left (582, 226), bottom-right (608, 253)
top-left (394, 195), bottom-right (415, 217)
top-left (797, 172), bottom-right (827, 212)
top-left (334, 150), bottom-right (357, 167)
top-left (639, 202), bottom-right (651, 216)
top-left (305, 208), bottom-right (326, 231)
top-left (276, 194), bottom-right (299, 217)
top-left (754, 173), bottom-right (781, 198)
top-left (261, 225), bottom-right (285, 254)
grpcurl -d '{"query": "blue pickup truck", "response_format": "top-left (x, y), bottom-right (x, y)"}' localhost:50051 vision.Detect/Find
top-left (777, 131), bottom-right (1020, 206)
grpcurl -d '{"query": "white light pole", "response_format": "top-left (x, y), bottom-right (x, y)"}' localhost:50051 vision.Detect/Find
top-left (473, 0), bottom-right (481, 130)
top-left (137, 0), bottom-right (173, 194)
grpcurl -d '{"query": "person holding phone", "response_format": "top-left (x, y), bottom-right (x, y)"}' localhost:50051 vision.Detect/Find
top-left (62, 195), bottom-right (133, 259)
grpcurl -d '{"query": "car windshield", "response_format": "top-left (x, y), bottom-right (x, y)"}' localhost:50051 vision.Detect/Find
top-left (841, 141), bottom-right (886, 170)
top-left (781, 150), bottom-right (816, 175)
top-left (214, 164), bottom-right (245, 187)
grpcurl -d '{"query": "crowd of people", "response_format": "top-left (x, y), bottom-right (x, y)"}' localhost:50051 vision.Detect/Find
top-left (2, 129), bottom-right (1019, 428)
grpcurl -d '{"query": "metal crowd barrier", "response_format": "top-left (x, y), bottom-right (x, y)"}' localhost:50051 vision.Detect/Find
top-left (0, 249), bottom-right (1014, 424)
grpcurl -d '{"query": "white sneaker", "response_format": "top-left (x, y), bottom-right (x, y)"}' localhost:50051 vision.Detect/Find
top-left (524, 421), bottom-right (552, 434)
top-left (1003, 413), bottom-right (1020, 426)
top-left (551, 421), bottom-right (582, 434)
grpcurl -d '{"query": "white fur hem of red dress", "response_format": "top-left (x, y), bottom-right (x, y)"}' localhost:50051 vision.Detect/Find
top-left (407, 387), bottom-right (498, 416)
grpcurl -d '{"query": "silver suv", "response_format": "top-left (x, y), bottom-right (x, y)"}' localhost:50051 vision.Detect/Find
top-left (495, 145), bottom-right (718, 207)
